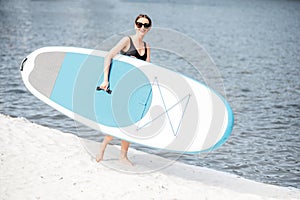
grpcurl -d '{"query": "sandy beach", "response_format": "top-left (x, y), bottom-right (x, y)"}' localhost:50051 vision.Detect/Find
top-left (0, 114), bottom-right (299, 200)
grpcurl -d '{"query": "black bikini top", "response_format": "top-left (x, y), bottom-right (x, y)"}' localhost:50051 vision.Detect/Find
top-left (120, 36), bottom-right (147, 61)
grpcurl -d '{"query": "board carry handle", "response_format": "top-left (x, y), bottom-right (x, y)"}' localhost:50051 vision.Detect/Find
top-left (20, 57), bottom-right (27, 71)
top-left (96, 86), bottom-right (112, 94)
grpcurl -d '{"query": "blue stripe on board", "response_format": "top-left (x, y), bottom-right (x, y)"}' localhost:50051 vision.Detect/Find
top-left (50, 52), bottom-right (89, 112)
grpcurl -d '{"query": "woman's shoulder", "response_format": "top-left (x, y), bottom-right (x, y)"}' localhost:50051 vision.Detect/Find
top-left (117, 36), bottom-right (131, 50)
top-left (144, 42), bottom-right (150, 50)
top-left (120, 36), bottom-right (131, 43)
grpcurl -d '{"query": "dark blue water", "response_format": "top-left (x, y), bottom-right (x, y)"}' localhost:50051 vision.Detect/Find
top-left (1, 0), bottom-right (299, 189)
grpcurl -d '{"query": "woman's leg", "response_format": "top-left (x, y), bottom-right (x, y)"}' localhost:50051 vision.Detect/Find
top-left (96, 135), bottom-right (113, 162)
top-left (120, 140), bottom-right (133, 166)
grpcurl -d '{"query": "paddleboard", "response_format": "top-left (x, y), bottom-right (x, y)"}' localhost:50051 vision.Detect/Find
top-left (20, 46), bottom-right (233, 154)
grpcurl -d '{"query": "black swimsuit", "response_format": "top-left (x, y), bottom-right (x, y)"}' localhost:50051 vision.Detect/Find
top-left (120, 36), bottom-right (147, 61)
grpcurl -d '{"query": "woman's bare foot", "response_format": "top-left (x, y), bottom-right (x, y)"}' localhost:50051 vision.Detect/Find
top-left (96, 151), bottom-right (104, 162)
top-left (120, 150), bottom-right (134, 166)
top-left (96, 135), bottom-right (113, 163)
top-left (119, 156), bottom-right (134, 166)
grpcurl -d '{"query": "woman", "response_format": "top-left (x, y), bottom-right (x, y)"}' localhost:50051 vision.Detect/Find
top-left (96, 14), bottom-right (152, 165)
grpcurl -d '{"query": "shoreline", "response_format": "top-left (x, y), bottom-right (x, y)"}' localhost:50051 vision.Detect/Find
top-left (0, 114), bottom-right (299, 200)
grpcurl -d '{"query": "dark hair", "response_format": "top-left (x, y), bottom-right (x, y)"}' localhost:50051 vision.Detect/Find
top-left (135, 14), bottom-right (152, 27)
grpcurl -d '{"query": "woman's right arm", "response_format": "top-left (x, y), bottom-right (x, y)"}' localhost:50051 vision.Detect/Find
top-left (100, 37), bottom-right (129, 90)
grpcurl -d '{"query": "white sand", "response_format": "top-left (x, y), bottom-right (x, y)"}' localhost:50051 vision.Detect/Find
top-left (0, 114), bottom-right (299, 200)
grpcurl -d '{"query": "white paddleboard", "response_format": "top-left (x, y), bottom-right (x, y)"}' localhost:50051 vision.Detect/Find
top-left (20, 46), bottom-right (233, 154)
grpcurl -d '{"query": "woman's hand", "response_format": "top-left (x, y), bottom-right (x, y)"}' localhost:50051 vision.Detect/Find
top-left (99, 80), bottom-right (109, 91)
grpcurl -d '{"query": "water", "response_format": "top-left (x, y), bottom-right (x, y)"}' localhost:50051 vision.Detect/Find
top-left (1, 0), bottom-right (299, 189)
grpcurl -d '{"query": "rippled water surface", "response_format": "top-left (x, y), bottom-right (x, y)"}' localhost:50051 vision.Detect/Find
top-left (0, 0), bottom-right (299, 188)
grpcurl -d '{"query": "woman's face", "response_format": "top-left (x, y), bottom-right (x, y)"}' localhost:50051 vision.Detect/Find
top-left (135, 17), bottom-right (151, 36)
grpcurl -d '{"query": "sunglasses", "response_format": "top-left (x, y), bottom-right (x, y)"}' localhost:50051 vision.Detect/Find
top-left (135, 22), bottom-right (151, 29)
